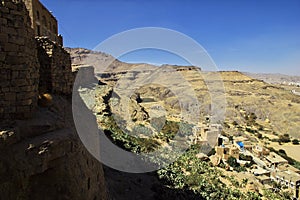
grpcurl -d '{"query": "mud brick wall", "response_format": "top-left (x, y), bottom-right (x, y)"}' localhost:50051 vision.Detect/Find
top-left (36, 37), bottom-right (73, 95)
top-left (0, 0), bottom-right (40, 119)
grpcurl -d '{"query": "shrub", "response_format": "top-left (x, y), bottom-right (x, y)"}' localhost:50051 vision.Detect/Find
top-left (227, 156), bottom-right (239, 168)
top-left (258, 125), bottom-right (264, 131)
top-left (292, 139), bottom-right (299, 145)
top-left (278, 134), bottom-right (290, 143)
top-left (278, 149), bottom-right (286, 155)
top-left (246, 127), bottom-right (257, 134)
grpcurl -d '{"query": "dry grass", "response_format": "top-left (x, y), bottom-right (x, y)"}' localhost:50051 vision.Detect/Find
top-left (269, 142), bottom-right (300, 162)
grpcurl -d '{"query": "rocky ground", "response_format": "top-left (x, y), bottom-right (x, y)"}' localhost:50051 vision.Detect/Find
top-left (0, 95), bottom-right (108, 200)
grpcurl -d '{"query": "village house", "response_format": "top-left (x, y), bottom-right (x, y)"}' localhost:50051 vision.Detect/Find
top-left (235, 140), bottom-right (253, 152)
top-left (250, 165), bottom-right (271, 176)
top-left (265, 152), bottom-right (288, 169)
top-left (252, 145), bottom-right (270, 158)
top-left (271, 170), bottom-right (300, 199)
top-left (217, 135), bottom-right (229, 146)
top-left (256, 175), bottom-right (272, 185)
top-left (192, 124), bottom-right (222, 146)
top-left (215, 145), bottom-right (240, 160)
top-left (278, 163), bottom-right (300, 174)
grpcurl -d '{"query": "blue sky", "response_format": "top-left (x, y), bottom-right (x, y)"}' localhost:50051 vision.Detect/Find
top-left (41, 0), bottom-right (300, 75)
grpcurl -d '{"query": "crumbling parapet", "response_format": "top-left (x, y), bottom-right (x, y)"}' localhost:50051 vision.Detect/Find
top-left (0, 0), bottom-right (40, 119)
top-left (36, 37), bottom-right (73, 95)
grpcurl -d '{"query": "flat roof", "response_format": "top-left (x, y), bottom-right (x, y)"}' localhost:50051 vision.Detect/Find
top-left (278, 164), bottom-right (300, 173)
top-left (266, 152), bottom-right (288, 164)
top-left (256, 175), bottom-right (271, 181)
top-left (275, 170), bottom-right (300, 183)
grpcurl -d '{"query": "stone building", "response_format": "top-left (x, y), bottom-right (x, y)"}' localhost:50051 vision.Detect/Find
top-left (193, 124), bottom-right (222, 146)
top-left (0, 0), bottom-right (40, 119)
top-left (278, 163), bottom-right (300, 174)
top-left (0, 0), bottom-right (73, 119)
top-left (23, 0), bottom-right (62, 45)
top-left (265, 152), bottom-right (288, 169)
top-left (271, 170), bottom-right (300, 199)
top-left (215, 145), bottom-right (240, 160)
top-left (252, 145), bottom-right (270, 158)
top-left (36, 37), bottom-right (73, 95)
top-left (0, 1), bottom-right (108, 199)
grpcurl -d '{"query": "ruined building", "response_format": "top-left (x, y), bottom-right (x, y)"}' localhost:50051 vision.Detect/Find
top-left (0, 0), bottom-right (108, 199)
top-left (0, 0), bottom-right (73, 119)
top-left (24, 0), bottom-right (63, 45)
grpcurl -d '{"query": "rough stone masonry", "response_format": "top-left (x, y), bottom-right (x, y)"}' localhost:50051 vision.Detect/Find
top-left (0, 0), bottom-right (108, 199)
top-left (0, 0), bottom-right (74, 120)
top-left (0, 0), bottom-right (40, 119)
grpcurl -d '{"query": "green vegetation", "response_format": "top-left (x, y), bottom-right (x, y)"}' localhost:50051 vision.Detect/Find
top-left (292, 139), bottom-right (299, 145)
top-left (156, 145), bottom-right (263, 199)
top-left (263, 183), bottom-right (294, 200)
top-left (278, 134), bottom-right (291, 143)
top-left (103, 115), bottom-right (194, 154)
top-left (102, 114), bottom-right (293, 200)
top-left (104, 115), bottom-right (160, 153)
top-left (227, 156), bottom-right (246, 172)
top-left (239, 154), bottom-right (255, 168)
top-left (155, 120), bottom-right (179, 142)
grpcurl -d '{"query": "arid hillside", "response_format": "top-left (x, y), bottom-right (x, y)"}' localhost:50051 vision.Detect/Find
top-left (68, 48), bottom-right (300, 140)
top-left (69, 48), bottom-right (300, 200)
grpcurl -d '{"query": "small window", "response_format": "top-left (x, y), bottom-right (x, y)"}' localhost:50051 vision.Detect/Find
top-left (42, 16), bottom-right (47, 26)
top-left (53, 25), bottom-right (57, 33)
top-left (37, 25), bottom-right (41, 36)
top-left (36, 11), bottom-right (40, 20)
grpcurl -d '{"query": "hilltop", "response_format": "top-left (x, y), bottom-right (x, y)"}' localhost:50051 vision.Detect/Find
top-left (67, 48), bottom-right (300, 140)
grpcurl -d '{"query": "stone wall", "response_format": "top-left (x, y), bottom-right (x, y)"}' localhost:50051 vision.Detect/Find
top-left (0, 1), bottom-right (108, 199)
top-left (0, 0), bottom-right (40, 119)
top-left (0, 96), bottom-right (109, 200)
top-left (0, 0), bottom-right (72, 121)
top-left (36, 37), bottom-right (73, 95)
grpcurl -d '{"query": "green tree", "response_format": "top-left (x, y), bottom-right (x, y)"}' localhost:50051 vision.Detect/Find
top-left (227, 156), bottom-right (239, 168)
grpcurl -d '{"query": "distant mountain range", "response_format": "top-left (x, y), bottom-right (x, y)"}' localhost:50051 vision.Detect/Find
top-left (65, 47), bottom-right (300, 85)
top-left (243, 72), bottom-right (300, 85)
